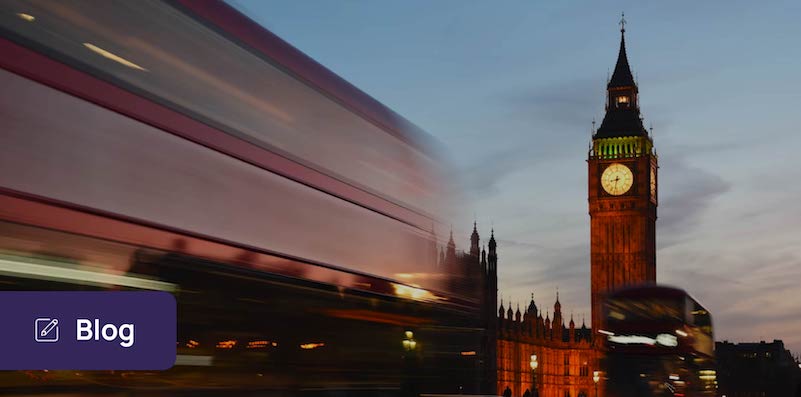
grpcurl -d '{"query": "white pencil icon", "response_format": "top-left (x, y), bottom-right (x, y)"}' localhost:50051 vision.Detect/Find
top-left (40, 319), bottom-right (58, 336)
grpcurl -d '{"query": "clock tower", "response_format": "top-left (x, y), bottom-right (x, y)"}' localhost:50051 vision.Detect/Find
top-left (588, 19), bottom-right (657, 333)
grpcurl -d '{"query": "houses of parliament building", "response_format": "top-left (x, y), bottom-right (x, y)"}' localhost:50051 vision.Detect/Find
top-left (451, 18), bottom-right (660, 397)
top-left (458, 223), bottom-right (601, 397)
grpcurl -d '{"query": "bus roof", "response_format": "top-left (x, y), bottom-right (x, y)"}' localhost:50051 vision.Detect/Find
top-left (609, 285), bottom-right (711, 314)
top-left (174, 0), bottom-right (443, 156)
top-left (610, 285), bottom-right (689, 300)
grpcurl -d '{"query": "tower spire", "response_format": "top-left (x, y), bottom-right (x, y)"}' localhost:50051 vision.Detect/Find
top-left (527, 292), bottom-right (538, 317)
top-left (595, 14), bottom-right (647, 139)
top-left (470, 220), bottom-right (480, 257)
top-left (609, 14), bottom-right (635, 89)
top-left (445, 225), bottom-right (457, 271)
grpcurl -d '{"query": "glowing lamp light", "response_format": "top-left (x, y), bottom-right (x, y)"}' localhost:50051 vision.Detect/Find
top-left (675, 329), bottom-right (688, 337)
top-left (216, 340), bottom-right (237, 349)
top-left (598, 329), bottom-right (615, 336)
top-left (392, 283), bottom-right (436, 302)
top-left (17, 13), bottom-right (35, 22)
top-left (609, 311), bottom-right (626, 320)
top-left (608, 333), bottom-right (678, 347)
top-left (299, 342), bottom-right (325, 350)
top-left (655, 334), bottom-right (679, 346)
top-left (247, 340), bottom-right (275, 349)
top-left (402, 330), bottom-right (417, 351)
top-left (0, 255), bottom-right (175, 291)
top-left (593, 371), bottom-right (601, 383)
top-left (608, 335), bottom-right (655, 345)
top-left (83, 43), bottom-right (148, 71)
top-left (669, 374), bottom-right (680, 381)
top-left (530, 354), bottom-right (538, 370)
top-left (461, 351), bottom-right (477, 356)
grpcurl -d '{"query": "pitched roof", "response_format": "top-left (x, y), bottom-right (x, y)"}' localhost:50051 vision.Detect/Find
top-left (595, 108), bottom-right (647, 138)
top-left (609, 30), bottom-right (635, 88)
top-left (595, 27), bottom-right (648, 139)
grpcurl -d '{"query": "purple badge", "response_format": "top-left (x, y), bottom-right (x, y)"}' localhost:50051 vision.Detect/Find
top-left (0, 291), bottom-right (176, 370)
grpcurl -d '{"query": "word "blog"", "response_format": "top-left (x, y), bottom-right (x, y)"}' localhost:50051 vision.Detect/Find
top-left (76, 319), bottom-right (135, 348)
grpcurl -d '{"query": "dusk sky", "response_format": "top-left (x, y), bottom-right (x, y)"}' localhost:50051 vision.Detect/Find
top-left (230, 1), bottom-right (801, 354)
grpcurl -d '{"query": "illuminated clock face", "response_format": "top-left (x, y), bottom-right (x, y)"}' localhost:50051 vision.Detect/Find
top-left (601, 163), bottom-right (634, 196)
top-left (650, 165), bottom-right (657, 201)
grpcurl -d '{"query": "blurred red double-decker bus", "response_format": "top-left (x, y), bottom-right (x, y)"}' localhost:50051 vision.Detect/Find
top-left (0, 1), bottom-right (484, 395)
top-left (603, 285), bottom-right (716, 397)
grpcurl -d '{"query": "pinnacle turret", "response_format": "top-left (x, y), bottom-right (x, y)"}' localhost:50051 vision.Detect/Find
top-left (470, 221), bottom-right (480, 257)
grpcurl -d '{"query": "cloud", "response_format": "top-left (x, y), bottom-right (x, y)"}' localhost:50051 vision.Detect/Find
top-left (497, 240), bottom-right (590, 313)
top-left (657, 155), bottom-right (731, 248)
top-left (660, 231), bottom-right (801, 353)
top-left (499, 78), bottom-right (603, 131)
top-left (496, 238), bottom-right (545, 250)
top-left (448, 78), bottom-right (605, 203)
top-left (451, 144), bottom-right (544, 200)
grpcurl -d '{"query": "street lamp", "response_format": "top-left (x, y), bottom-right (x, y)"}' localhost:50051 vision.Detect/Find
top-left (530, 354), bottom-right (538, 397)
top-left (402, 330), bottom-right (417, 351)
top-left (593, 371), bottom-right (600, 397)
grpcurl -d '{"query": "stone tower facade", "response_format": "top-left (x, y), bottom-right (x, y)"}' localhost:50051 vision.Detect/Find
top-left (588, 20), bottom-right (658, 333)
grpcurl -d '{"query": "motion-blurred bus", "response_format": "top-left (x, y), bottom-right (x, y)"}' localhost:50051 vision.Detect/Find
top-left (0, 1), bottom-right (484, 395)
top-left (603, 286), bottom-right (716, 397)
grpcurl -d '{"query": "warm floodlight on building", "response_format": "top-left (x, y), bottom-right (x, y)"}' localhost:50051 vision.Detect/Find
top-left (402, 330), bottom-right (417, 351)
